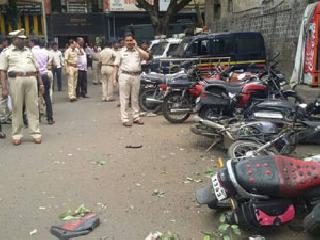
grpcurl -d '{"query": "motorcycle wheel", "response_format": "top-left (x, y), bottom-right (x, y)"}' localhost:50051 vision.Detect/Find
top-left (139, 89), bottom-right (162, 114)
top-left (162, 91), bottom-right (190, 123)
top-left (228, 140), bottom-right (275, 158)
top-left (199, 106), bottom-right (223, 121)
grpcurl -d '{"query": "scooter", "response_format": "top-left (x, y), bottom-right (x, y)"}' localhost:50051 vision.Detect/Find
top-left (196, 155), bottom-right (320, 235)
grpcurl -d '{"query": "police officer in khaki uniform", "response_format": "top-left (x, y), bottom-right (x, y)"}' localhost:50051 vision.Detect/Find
top-left (99, 42), bottom-right (116, 101)
top-left (0, 29), bottom-right (44, 145)
top-left (113, 33), bottom-right (149, 127)
top-left (64, 39), bottom-right (79, 102)
top-left (92, 44), bottom-right (102, 85)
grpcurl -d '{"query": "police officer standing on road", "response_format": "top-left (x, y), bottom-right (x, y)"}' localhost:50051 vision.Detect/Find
top-left (0, 29), bottom-right (44, 145)
top-left (99, 42), bottom-right (116, 102)
top-left (64, 39), bottom-right (79, 102)
top-left (113, 33), bottom-right (149, 127)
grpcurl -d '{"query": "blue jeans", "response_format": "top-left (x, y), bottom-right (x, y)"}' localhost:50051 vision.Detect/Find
top-left (53, 67), bottom-right (62, 91)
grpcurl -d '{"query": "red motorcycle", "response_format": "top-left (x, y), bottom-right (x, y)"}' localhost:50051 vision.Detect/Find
top-left (162, 69), bottom-right (205, 123)
top-left (197, 61), bottom-right (298, 121)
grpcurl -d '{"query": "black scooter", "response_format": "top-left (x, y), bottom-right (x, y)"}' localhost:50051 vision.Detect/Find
top-left (196, 155), bottom-right (320, 235)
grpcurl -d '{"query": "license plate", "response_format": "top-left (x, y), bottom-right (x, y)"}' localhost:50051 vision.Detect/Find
top-left (212, 174), bottom-right (228, 201)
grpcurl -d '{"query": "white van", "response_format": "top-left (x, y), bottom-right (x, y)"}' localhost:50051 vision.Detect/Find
top-left (149, 38), bottom-right (182, 59)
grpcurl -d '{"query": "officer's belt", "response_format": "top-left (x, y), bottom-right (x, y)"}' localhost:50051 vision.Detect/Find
top-left (8, 71), bottom-right (37, 78)
top-left (102, 64), bottom-right (114, 67)
top-left (68, 64), bottom-right (77, 67)
top-left (121, 70), bottom-right (141, 75)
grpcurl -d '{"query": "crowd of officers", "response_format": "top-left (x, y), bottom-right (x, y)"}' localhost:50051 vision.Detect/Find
top-left (0, 29), bottom-right (149, 146)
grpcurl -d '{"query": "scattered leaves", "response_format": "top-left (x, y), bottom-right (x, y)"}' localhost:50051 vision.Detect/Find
top-left (59, 204), bottom-right (91, 221)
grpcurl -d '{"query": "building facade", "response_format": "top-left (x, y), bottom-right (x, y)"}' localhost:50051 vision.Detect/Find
top-left (0, 0), bottom-right (47, 37)
top-left (204, 0), bottom-right (318, 76)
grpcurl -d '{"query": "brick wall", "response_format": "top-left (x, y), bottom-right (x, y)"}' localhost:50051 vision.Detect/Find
top-left (205, 0), bottom-right (312, 77)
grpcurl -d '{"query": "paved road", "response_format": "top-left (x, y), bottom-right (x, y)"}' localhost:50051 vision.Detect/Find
top-left (0, 73), bottom-right (318, 240)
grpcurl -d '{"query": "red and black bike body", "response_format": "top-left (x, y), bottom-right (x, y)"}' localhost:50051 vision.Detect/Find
top-left (162, 69), bottom-right (206, 123)
top-left (197, 79), bottom-right (269, 120)
top-left (197, 54), bottom-right (298, 121)
top-left (196, 155), bottom-right (320, 234)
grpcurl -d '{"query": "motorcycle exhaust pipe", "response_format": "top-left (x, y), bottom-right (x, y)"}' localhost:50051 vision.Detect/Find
top-left (199, 119), bottom-right (226, 131)
top-left (170, 108), bottom-right (192, 113)
top-left (146, 98), bottom-right (163, 104)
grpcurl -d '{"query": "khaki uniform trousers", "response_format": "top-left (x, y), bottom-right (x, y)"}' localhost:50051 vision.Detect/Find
top-left (119, 73), bottom-right (140, 123)
top-left (101, 66), bottom-right (114, 101)
top-left (0, 83), bottom-right (11, 122)
top-left (67, 66), bottom-right (78, 99)
top-left (8, 76), bottom-right (41, 140)
top-left (92, 60), bottom-right (101, 84)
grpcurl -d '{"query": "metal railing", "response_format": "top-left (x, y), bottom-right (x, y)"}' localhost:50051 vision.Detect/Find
top-left (158, 57), bottom-right (232, 74)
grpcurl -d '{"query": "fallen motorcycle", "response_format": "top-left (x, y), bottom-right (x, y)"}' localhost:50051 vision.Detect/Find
top-left (191, 117), bottom-right (279, 152)
top-left (196, 155), bottom-right (320, 235)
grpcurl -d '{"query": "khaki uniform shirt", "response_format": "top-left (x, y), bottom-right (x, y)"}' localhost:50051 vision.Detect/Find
top-left (47, 49), bottom-right (56, 71)
top-left (92, 51), bottom-right (101, 62)
top-left (114, 48), bottom-right (142, 72)
top-left (99, 48), bottom-right (116, 65)
top-left (0, 46), bottom-right (38, 73)
top-left (64, 48), bottom-right (79, 66)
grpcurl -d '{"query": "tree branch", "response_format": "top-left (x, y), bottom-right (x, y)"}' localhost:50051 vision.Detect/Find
top-left (136, 0), bottom-right (153, 12)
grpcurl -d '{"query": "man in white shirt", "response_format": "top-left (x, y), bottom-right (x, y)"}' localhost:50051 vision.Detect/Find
top-left (50, 42), bottom-right (63, 91)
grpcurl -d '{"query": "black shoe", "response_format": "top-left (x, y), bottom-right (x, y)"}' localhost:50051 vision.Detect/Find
top-left (48, 119), bottom-right (55, 125)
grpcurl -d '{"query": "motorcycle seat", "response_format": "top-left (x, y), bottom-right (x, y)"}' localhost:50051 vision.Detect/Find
top-left (254, 100), bottom-right (295, 109)
top-left (233, 155), bottom-right (320, 198)
top-left (205, 82), bottom-right (243, 94)
top-left (168, 81), bottom-right (195, 88)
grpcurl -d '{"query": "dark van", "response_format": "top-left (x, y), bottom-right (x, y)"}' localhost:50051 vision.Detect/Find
top-left (150, 32), bottom-right (266, 73)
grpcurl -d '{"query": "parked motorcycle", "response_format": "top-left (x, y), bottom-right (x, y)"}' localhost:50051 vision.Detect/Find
top-left (196, 155), bottom-right (320, 235)
top-left (196, 55), bottom-right (298, 121)
top-left (162, 68), bottom-right (205, 123)
top-left (139, 70), bottom-right (188, 114)
top-left (139, 72), bottom-right (166, 113)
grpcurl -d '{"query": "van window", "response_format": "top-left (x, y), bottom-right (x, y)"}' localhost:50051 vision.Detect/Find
top-left (211, 37), bottom-right (233, 55)
top-left (199, 39), bottom-right (210, 55)
top-left (167, 43), bottom-right (179, 57)
top-left (151, 42), bottom-right (168, 56)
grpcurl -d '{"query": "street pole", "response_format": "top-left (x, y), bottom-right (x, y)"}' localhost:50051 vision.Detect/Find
top-left (41, 0), bottom-right (48, 44)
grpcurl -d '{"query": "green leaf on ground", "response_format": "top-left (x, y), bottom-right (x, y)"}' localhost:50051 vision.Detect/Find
top-left (218, 224), bottom-right (230, 233)
top-left (59, 204), bottom-right (92, 220)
